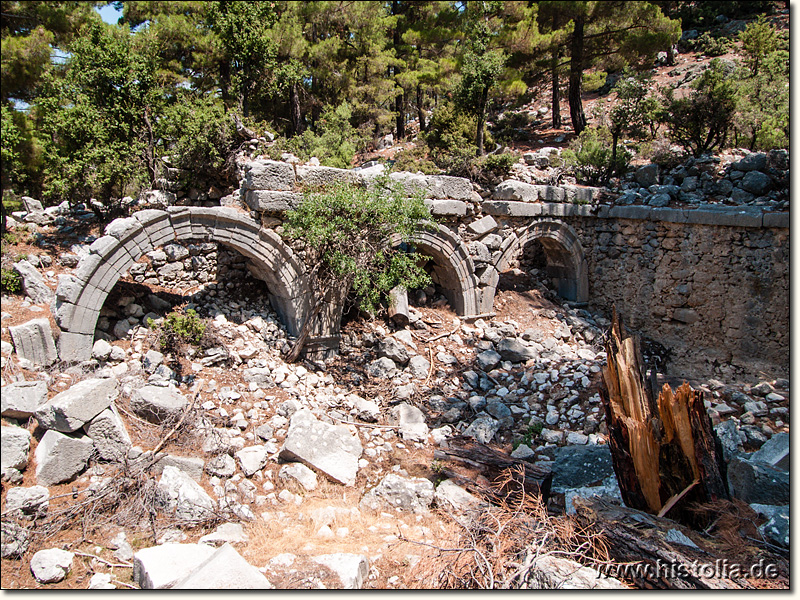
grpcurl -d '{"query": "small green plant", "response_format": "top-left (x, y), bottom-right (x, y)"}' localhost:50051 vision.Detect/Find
top-left (391, 146), bottom-right (441, 175)
top-left (562, 126), bottom-right (631, 185)
top-left (697, 32), bottom-right (732, 57)
top-left (430, 459), bottom-right (445, 474)
top-left (582, 70), bottom-right (608, 93)
top-left (153, 309), bottom-right (207, 353)
top-left (478, 152), bottom-right (518, 178)
top-left (491, 111), bottom-right (533, 143)
top-left (1, 268), bottom-right (22, 294)
top-left (513, 422), bottom-right (544, 450)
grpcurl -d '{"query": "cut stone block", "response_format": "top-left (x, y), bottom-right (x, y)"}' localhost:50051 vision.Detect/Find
top-left (279, 409), bottom-right (362, 486)
top-left (133, 543), bottom-right (216, 589)
top-left (750, 432), bottom-right (789, 471)
top-left (35, 377), bottom-right (118, 433)
top-left (156, 466), bottom-right (215, 522)
top-left (1, 380), bottom-right (48, 419)
top-left (13, 260), bottom-right (55, 305)
top-left (360, 473), bottom-right (434, 514)
top-left (9, 318), bottom-right (59, 367)
top-left (34, 429), bottom-right (93, 486)
top-left (173, 543), bottom-right (273, 589)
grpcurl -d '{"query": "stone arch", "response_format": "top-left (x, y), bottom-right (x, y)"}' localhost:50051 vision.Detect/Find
top-left (388, 222), bottom-right (481, 317)
top-left (55, 206), bottom-right (310, 362)
top-left (494, 219), bottom-right (589, 304)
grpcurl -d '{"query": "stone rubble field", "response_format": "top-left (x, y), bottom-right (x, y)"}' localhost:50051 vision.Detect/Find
top-left (0, 245), bottom-right (789, 588)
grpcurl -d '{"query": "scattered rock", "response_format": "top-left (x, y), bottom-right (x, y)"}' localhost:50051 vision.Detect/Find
top-left (30, 548), bottom-right (74, 584)
top-left (527, 555), bottom-right (628, 589)
top-left (279, 462), bottom-right (319, 491)
top-left (280, 409), bottom-right (362, 486)
top-left (130, 385), bottom-right (188, 424)
top-left (1, 380), bottom-right (49, 419)
top-left (34, 429), bottom-right (93, 486)
top-left (156, 466), bottom-right (216, 522)
top-left (390, 403), bottom-right (429, 442)
top-left (84, 405), bottom-right (132, 461)
top-left (311, 554), bottom-right (369, 589)
top-left (9, 318), bottom-right (59, 367)
top-left (199, 523), bottom-right (250, 547)
top-left (360, 473), bottom-right (434, 514)
top-left (726, 456), bottom-right (789, 505)
top-left (1, 521), bottom-right (30, 558)
top-left (133, 543), bottom-right (216, 589)
top-left (236, 445), bottom-right (270, 477)
top-left (4, 485), bottom-right (49, 519)
top-left (1, 425), bottom-right (31, 477)
top-left (35, 377), bottom-right (118, 433)
top-left (173, 543), bottom-right (273, 589)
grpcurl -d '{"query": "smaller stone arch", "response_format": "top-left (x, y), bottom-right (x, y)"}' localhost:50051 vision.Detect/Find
top-left (388, 222), bottom-right (481, 317)
top-left (54, 207), bottom-right (310, 362)
top-left (494, 219), bottom-right (589, 304)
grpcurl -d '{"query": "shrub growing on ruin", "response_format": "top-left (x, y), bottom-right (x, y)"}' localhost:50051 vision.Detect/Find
top-left (151, 309), bottom-right (207, 354)
top-left (282, 177), bottom-right (433, 360)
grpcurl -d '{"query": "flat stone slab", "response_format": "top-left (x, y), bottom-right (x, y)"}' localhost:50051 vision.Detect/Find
top-left (435, 479), bottom-right (486, 512)
top-left (235, 445), bottom-right (270, 477)
top-left (1, 380), bottom-right (48, 419)
top-left (173, 543), bottom-right (273, 589)
top-left (35, 429), bottom-right (93, 486)
top-left (279, 409), bottom-right (362, 486)
top-left (360, 473), bottom-right (434, 514)
top-left (750, 432), bottom-right (789, 470)
top-left (549, 445), bottom-right (615, 493)
top-left (35, 377), bottom-right (118, 432)
top-left (199, 523), bottom-right (250, 547)
top-left (133, 543), bottom-right (216, 589)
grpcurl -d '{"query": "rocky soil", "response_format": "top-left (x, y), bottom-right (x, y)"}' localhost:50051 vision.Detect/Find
top-left (0, 201), bottom-right (789, 588)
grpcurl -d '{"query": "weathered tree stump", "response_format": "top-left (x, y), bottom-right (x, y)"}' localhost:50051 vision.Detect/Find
top-left (600, 310), bottom-right (729, 527)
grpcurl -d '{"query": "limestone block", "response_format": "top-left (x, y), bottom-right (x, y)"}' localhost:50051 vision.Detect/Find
top-left (428, 175), bottom-right (474, 200)
top-left (528, 555), bottom-right (628, 589)
top-left (130, 385), bottom-right (188, 424)
top-left (35, 377), bottom-right (118, 432)
top-left (1, 521), bottom-right (30, 558)
top-left (407, 354), bottom-right (430, 379)
top-left (244, 190), bottom-right (300, 214)
top-left (1, 425), bottom-right (32, 475)
top-left (198, 523), bottom-right (249, 547)
top-left (279, 409), bottom-right (362, 486)
top-left (389, 403), bottom-right (429, 442)
top-left (435, 479), bottom-right (486, 512)
top-left (279, 462), bottom-right (319, 491)
top-left (13, 260), bottom-right (55, 305)
top-left (750, 432), bottom-right (789, 470)
top-left (34, 429), bottom-right (93, 486)
top-left (242, 160), bottom-right (295, 191)
top-left (22, 196), bottom-right (44, 213)
top-left (367, 356), bottom-right (397, 379)
top-left (5, 485), bottom-right (50, 519)
top-left (173, 543), bottom-right (273, 589)
top-left (9, 318), bottom-right (59, 367)
top-left (376, 337), bottom-right (409, 366)
top-left (295, 165), bottom-right (360, 187)
top-left (235, 445), bottom-right (270, 477)
top-left (496, 338), bottom-right (537, 362)
top-left (482, 201), bottom-right (543, 217)
top-left (467, 215), bottom-right (498, 235)
top-left (151, 454), bottom-right (205, 481)
top-left (424, 199), bottom-right (467, 216)
top-left (133, 543), bottom-right (216, 589)
top-left (635, 163), bottom-right (660, 187)
top-left (492, 179), bottom-right (541, 202)
top-left (85, 405), bottom-right (132, 461)
top-left (156, 466), bottom-right (216, 522)
top-left (732, 152), bottom-right (767, 171)
top-left (462, 415), bottom-right (500, 444)
top-left (360, 473), bottom-right (434, 514)
top-left (311, 554), bottom-right (370, 589)
top-left (1, 380), bottom-right (48, 418)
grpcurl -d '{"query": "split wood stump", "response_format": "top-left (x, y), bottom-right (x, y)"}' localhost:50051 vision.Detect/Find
top-left (600, 310), bottom-right (729, 527)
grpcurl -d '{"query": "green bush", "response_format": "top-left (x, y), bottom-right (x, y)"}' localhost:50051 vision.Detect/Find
top-left (582, 70), bottom-right (608, 93)
top-left (281, 102), bottom-right (363, 169)
top-left (513, 422), bottom-right (544, 450)
top-left (697, 32), bottom-right (732, 57)
top-left (491, 111), bottom-right (533, 143)
top-left (424, 101), bottom-right (487, 176)
top-left (563, 127), bottom-right (631, 185)
top-left (391, 146), bottom-right (440, 175)
top-left (151, 309), bottom-right (207, 353)
top-left (157, 94), bottom-right (236, 184)
top-left (283, 176), bottom-right (433, 318)
top-left (477, 152), bottom-right (518, 178)
top-left (660, 59), bottom-right (737, 157)
top-left (1, 268), bottom-right (22, 294)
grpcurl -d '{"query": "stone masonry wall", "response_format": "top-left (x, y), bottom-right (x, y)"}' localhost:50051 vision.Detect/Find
top-left (234, 159), bottom-right (788, 379)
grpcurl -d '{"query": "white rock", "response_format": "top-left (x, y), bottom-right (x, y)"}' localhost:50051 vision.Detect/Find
top-left (311, 553), bottom-right (369, 589)
top-left (133, 543), bottom-right (216, 589)
top-left (30, 548), bottom-right (74, 584)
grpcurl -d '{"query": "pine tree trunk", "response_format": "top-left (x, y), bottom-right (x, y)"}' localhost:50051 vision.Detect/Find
top-left (476, 86), bottom-right (488, 156)
top-left (551, 12), bottom-right (562, 129)
top-left (416, 84), bottom-right (427, 132)
top-left (600, 310), bottom-right (729, 528)
top-left (568, 13), bottom-right (587, 135)
top-left (290, 81), bottom-right (303, 135)
top-left (396, 89), bottom-right (406, 140)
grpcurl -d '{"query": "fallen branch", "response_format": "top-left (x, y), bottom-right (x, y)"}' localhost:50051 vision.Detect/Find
top-left (74, 552), bottom-right (133, 569)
